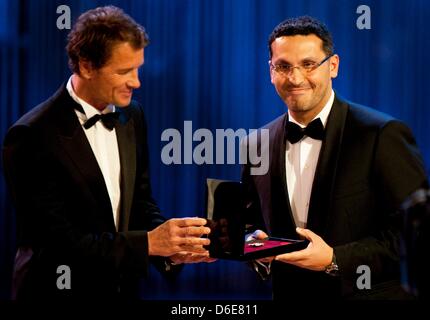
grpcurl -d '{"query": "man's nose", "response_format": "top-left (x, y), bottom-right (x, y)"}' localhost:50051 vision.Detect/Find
top-left (128, 69), bottom-right (141, 89)
top-left (287, 67), bottom-right (305, 86)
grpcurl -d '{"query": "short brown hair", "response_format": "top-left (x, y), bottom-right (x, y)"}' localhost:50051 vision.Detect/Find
top-left (66, 6), bottom-right (149, 74)
top-left (268, 16), bottom-right (334, 59)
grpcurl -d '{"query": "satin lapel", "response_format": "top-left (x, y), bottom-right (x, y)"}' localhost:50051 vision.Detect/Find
top-left (55, 86), bottom-right (114, 220)
top-left (115, 110), bottom-right (136, 232)
top-left (306, 96), bottom-right (348, 236)
top-left (269, 114), bottom-right (297, 238)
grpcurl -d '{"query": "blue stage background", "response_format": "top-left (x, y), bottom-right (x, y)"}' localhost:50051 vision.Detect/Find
top-left (1, 0), bottom-right (429, 299)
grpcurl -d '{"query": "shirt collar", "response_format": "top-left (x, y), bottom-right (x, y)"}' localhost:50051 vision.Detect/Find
top-left (66, 75), bottom-right (115, 119)
top-left (288, 89), bottom-right (335, 128)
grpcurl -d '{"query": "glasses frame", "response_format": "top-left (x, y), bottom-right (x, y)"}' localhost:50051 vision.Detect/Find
top-left (269, 53), bottom-right (334, 76)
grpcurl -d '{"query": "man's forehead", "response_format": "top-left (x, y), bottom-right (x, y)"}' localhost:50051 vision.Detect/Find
top-left (272, 34), bottom-right (323, 49)
top-left (105, 44), bottom-right (144, 66)
top-left (271, 35), bottom-right (324, 59)
top-left (110, 42), bottom-right (143, 56)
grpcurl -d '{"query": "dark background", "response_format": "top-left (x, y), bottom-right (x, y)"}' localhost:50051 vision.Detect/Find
top-left (1, 0), bottom-right (429, 300)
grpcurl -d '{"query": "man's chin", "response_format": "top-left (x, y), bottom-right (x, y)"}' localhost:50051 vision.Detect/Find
top-left (285, 98), bottom-right (311, 112)
top-left (114, 99), bottom-right (132, 107)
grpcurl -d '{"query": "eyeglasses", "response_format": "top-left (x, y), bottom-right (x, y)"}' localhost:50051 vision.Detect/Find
top-left (269, 54), bottom-right (334, 76)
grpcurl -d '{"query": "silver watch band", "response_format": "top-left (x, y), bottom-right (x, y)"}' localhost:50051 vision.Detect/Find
top-left (324, 252), bottom-right (339, 276)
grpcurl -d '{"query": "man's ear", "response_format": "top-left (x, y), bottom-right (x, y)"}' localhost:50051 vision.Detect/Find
top-left (78, 60), bottom-right (93, 80)
top-left (330, 54), bottom-right (339, 79)
top-left (269, 63), bottom-right (275, 84)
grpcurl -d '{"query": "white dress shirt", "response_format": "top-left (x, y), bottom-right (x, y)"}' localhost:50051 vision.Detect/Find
top-left (286, 90), bottom-right (334, 228)
top-left (66, 76), bottom-right (121, 229)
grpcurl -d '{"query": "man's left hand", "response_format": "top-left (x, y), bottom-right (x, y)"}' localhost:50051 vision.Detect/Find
top-left (169, 251), bottom-right (217, 264)
top-left (275, 227), bottom-right (333, 271)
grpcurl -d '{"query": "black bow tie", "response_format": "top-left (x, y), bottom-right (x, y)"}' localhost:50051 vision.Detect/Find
top-left (83, 112), bottom-right (120, 130)
top-left (285, 118), bottom-right (325, 144)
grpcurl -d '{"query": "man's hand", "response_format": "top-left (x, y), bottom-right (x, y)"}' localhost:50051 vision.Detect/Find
top-left (275, 227), bottom-right (333, 271)
top-left (147, 217), bottom-right (211, 257)
top-left (169, 251), bottom-right (217, 264)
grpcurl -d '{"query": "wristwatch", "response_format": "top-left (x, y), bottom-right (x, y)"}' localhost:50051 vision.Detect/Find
top-left (324, 252), bottom-right (339, 276)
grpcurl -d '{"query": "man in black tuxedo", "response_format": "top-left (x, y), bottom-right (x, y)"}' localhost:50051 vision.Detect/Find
top-left (400, 188), bottom-right (430, 299)
top-left (242, 16), bottom-right (428, 299)
top-left (2, 6), bottom-right (213, 299)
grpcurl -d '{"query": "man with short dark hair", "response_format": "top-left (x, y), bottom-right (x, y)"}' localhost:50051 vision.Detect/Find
top-left (242, 16), bottom-right (428, 299)
top-left (2, 6), bottom-right (213, 299)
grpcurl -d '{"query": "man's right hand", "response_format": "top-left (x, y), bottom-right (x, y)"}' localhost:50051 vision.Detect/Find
top-left (147, 217), bottom-right (211, 257)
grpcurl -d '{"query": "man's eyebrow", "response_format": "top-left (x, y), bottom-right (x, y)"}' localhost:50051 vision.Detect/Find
top-left (301, 57), bottom-right (319, 62)
top-left (273, 57), bottom-right (319, 64)
top-left (117, 67), bottom-right (134, 72)
top-left (117, 64), bottom-right (144, 72)
top-left (272, 58), bottom-right (291, 65)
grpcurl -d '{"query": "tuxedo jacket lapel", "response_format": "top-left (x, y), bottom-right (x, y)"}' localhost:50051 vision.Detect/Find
top-left (306, 95), bottom-right (348, 236)
top-left (115, 110), bottom-right (136, 232)
top-left (54, 87), bottom-right (114, 224)
top-left (52, 86), bottom-right (138, 232)
top-left (267, 114), bottom-right (297, 238)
